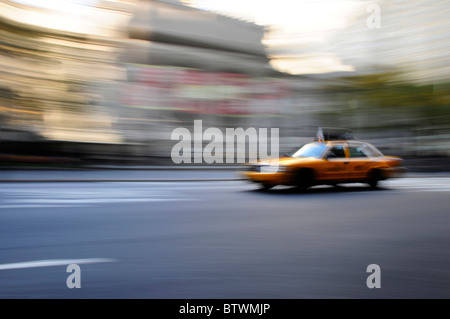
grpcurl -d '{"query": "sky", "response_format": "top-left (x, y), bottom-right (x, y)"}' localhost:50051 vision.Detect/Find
top-left (184, 0), bottom-right (360, 30)
top-left (12, 0), bottom-right (99, 12)
top-left (7, 0), bottom-right (129, 36)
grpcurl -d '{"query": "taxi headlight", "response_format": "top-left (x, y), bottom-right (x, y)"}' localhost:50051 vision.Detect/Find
top-left (276, 165), bottom-right (291, 172)
top-left (260, 165), bottom-right (289, 173)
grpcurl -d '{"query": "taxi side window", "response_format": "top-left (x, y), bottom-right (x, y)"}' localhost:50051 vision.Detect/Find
top-left (348, 146), bottom-right (368, 158)
top-left (327, 145), bottom-right (346, 158)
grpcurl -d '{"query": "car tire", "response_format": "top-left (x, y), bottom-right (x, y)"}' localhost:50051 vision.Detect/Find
top-left (295, 169), bottom-right (314, 192)
top-left (368, 170), bottom-right (381, 189)
top-left (261, 183), bottom-right (274, 190)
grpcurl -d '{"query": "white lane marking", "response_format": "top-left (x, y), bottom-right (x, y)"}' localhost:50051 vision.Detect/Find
top-left (12, 198), bottom-right (197, 204)
top-left (0, 205), bottom-right (93, 209)
top-left (0, 181), bottom-right (249, 190)
top-left (0, 258), bottom-right (116, 271)
top-left (0, 186), bottom-right (200, 208)
top-left (383, 178), bottom-right (450, 192)
top-left (392, 188), bottom-right (450, 192)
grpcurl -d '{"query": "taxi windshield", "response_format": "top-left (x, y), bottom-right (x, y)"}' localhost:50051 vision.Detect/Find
top-left (292, 143), bottom-right (327, 158)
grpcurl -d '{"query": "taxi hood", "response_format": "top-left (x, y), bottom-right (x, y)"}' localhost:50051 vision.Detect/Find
top-left (252, 156), bottom-right (319, 166)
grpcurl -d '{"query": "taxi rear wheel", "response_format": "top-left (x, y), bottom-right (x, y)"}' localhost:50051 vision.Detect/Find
top-left (368, 170), bottom-right (381, 189)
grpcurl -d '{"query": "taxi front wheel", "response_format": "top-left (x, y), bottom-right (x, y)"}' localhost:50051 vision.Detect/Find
top-left (261, 183), bottom-right (275, 190)
top-left (295, 169), bottom-right (314, 191)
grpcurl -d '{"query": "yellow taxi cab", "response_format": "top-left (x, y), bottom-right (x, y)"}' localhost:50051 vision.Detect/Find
top-left (241, 127), bottom-right (406, 190)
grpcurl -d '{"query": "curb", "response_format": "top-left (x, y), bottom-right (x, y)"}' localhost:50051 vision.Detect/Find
top-left (0, 178), bottom-right (244, 183)
top-left (0, 166), bottom-right (245, 171)
top-left (82, 166), bottom-right (245, 171)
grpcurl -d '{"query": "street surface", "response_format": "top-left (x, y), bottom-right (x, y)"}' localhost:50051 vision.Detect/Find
top-left (0, 170), bottom-right (449, 298)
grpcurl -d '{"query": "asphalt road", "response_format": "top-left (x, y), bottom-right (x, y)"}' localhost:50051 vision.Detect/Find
top-left (0, 171), bottom-right (449, 299)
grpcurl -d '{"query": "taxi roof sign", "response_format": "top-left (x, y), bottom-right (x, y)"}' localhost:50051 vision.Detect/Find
top-left (316, 127), bottom-right (354, 142)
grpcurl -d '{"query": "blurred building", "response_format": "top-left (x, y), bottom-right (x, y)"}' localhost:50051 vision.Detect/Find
top-left (0, 0), bottom-right (303, 162)
top-left (126, 0), bottom-right (272, 75)
top-left (4, 0), bottom-right (446, 163)
top-left (115, 0), bottom-right (299, 157)
top-left (0, 0), bottom-right (134, 151)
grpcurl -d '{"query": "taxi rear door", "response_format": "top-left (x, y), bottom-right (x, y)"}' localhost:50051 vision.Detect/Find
top-left (347, 143), bottom-right (374, 180)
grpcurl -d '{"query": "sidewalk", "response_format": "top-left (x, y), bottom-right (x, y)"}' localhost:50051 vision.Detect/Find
top-left (0, 167), bottom-right (449, 183)
top-left (0, 167), bottom-right (245, 182)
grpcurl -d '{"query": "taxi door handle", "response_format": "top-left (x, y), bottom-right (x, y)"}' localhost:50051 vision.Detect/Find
top-left (344, 161), bottom-right (349, 164)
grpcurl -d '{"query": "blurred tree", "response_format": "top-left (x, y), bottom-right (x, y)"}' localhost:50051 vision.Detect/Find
top-left (319, 70), bottom-right (450, 132)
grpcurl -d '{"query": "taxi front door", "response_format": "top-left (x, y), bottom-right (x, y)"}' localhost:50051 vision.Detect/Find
top-left (319, 144), bottom-right (350, 181)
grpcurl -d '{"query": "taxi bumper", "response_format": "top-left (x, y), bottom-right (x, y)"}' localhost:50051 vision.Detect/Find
top-left (381, 166), bottom-right (408, 179)
top-left (240, 171), bottom-right (294, 186)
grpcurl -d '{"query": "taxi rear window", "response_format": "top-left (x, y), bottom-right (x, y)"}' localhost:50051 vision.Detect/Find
top-left (348, 146), bottom-right (367, 158)
top-left (349, 143), bottom-right (383, 158)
